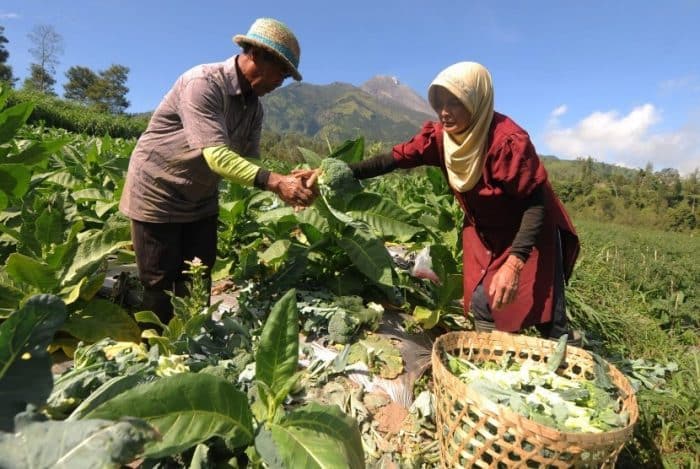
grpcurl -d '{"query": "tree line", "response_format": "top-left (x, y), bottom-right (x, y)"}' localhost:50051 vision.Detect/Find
top-left (546, 157), bottom-right (698, 232)
top-left (0, 24), bottom-right (129, 114)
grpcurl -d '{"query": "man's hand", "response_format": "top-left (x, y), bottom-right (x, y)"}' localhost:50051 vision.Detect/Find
top-left (267, 172), bottom-right (316, 207)
top-left (489, 255), bottom-right (525, 309)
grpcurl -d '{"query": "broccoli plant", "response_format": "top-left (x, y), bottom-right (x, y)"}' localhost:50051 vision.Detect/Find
top-left (326, 296), bottom-right (383, 344)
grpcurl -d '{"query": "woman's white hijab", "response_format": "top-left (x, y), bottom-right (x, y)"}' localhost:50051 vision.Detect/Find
top-left (428, 62), bottom-right (494, 192)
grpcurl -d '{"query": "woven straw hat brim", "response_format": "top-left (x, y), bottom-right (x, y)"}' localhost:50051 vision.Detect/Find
top-left (233, 35), bottom-right (302, 81)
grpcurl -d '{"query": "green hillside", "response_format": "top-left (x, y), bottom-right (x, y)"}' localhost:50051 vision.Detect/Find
top-left (542, 155), bottom-right (638, 181)
top-left (261, 82), bottom-right (434, 142)
top-left (540, 156), bottom-right (698, 232)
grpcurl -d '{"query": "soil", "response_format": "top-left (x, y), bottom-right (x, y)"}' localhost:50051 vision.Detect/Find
top-left (373, 401), bottom-right (409, 434)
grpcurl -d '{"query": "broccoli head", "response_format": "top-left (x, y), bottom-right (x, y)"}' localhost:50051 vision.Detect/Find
top-left (328, 310), bottom-right (358, 344)
top-left (326, 296), bottom-right (384, 344)
top-left (318, 158), bottom-right (363, 209)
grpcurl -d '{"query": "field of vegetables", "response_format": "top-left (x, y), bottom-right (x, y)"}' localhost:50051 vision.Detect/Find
top-left (0, 87), bottom-right (698, 468)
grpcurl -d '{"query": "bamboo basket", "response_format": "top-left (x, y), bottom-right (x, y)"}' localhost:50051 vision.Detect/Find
top-left (431, 331), bottom-right (638, 468)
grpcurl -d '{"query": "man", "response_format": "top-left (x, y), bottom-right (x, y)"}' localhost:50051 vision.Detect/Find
top-left (119, 18), bottom-right (314, 322)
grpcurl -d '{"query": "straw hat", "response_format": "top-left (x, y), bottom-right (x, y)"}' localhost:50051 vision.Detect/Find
top-left (233, 18), bottom-right (302, 81)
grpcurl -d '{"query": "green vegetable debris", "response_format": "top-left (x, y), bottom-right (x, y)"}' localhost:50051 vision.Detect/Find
top-left (444, 336), bottom-right (630, 433)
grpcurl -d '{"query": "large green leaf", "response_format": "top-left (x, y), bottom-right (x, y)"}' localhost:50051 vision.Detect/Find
top-left (257, 206), bottom-right (295, 225)
top-left (62, 299), bottom-right (141, 343)
top-left (3, 137), bottom-right (68, 165)
top-left (347, 192), bottom-right (423, 241)
top-left (94, 200), bottom-right (119, 219)
top-left (0, 417), bottom-right (157, 469)
top-left (87, 373), bottom-right (254, 459)
top-left (425, 166), bottom-right (450, 193)
top-left (260, 402), bottom-right (365, 469)
top-left (0, 294), bottom-right (67, 431)
top-left (256, 289), bottom-right (299, 399)
top-left (0, 164), bottom-right (31, 199)
top-left (337, 226), bottom-right (395, 288)
top-left (219, 199), bottom-right (246, 222)
top-left (0, 101), bottom-right (34, 145)
top-left (259, 240), bottom-right (292, 267)
top-left (71, 188), bottom-right (112, 203)
top-left (35, 205), bottom-right (69, 249)
top-left (68, 367), bottom-right (151, 421)
top-left (4, 253), bottom-right (59, 293)
top-left (0, 283), bottom-right (23, 310)
top-left (429, 244), bottom-right (463, 307)
top-left (327, 138), bottom-right (364, 164)
top-left (296, 206), bottom-right (330, 235)
top-left (62, 224), bottom-right (131, 285)
top-left (44, 230), bottom-right (81, 270)
top-left (297, 147), bottom-right (322, 167)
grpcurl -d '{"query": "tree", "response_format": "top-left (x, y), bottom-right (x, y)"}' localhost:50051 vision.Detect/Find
top-left (23, 24), bottom-right (63, 94)
top-left (96, 64), bottom-right (130, 113)
top-left (64, 66), bottom-right (98, 104)
top-left (23, 63), bottom-right (57, 95)
top-left (64, 64), bottom-right (130, 113)
top-left (0, 25), bottom-right (16, 85)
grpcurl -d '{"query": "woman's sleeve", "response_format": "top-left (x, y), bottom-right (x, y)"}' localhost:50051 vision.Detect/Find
top-left (349, 153), bottom-right (397, 179)
top-left (509, 186), bottom-right (545, 261)
top-left (490, 132), bottom-right (547, 198)
top-left (391, 121), bottom-right (443, 169)
top-left (490, 132), bottom-right (549, 261)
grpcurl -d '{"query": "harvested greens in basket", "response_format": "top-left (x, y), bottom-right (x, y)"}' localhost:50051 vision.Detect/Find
top-left (444, 335), bottom-right (630, 433)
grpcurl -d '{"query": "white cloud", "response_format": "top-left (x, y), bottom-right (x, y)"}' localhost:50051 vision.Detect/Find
top-left (0, 12), bottom-right (19, 19)
top-left (550, 105), bottom-right (567, 118)
top-left (543, 104), bottom-right (700, 175)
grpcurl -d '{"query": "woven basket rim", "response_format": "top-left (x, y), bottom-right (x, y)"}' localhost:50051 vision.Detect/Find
top-left (431, 330), bottom-right (639, 446)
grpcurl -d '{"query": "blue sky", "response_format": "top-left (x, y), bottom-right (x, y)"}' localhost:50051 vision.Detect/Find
top-left (1, 1), bottom-right (699, 174)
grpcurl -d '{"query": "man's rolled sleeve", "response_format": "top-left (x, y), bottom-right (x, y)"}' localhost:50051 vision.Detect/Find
top-left (203, 145), bottom-right (262, 186)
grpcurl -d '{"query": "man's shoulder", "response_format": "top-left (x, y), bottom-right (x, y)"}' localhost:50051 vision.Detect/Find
top-left (180, 60), bottom-right (226, 84)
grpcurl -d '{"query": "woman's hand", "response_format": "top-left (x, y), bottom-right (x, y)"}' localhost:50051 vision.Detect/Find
top-left (291, 168), bottom-right (320, 190)
top-left (489, 255), bottom-right (525, 309)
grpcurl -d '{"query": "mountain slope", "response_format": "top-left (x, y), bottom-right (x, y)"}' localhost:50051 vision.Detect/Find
top-left (261, 81), bottom-right (435, 142)
top-left (360, 75), bottom-right (435, 116)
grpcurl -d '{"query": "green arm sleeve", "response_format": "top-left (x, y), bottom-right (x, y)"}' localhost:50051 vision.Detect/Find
top-left (202, 144), bottom-right (262, 186)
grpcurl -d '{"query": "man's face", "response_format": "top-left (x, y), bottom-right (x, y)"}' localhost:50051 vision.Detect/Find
top-left (249, 49), bottom-right (292, 96)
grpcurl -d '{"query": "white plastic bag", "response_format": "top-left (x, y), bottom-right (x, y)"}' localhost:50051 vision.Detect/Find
top-left (410, 246), bottom-right (440, 284)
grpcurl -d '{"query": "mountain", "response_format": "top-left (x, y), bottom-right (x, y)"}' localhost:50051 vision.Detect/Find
top-left (261, 79), bottom-right (435, 142)
top-left (360, 75), bottom-right (435, 116)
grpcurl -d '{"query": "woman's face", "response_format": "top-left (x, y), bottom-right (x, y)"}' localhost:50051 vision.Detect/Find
top-left (432, 87), bottom-right (471, 136)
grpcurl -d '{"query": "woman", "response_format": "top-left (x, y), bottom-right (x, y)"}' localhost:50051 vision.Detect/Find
top-left (312, 62), bottom-right (580, 341)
